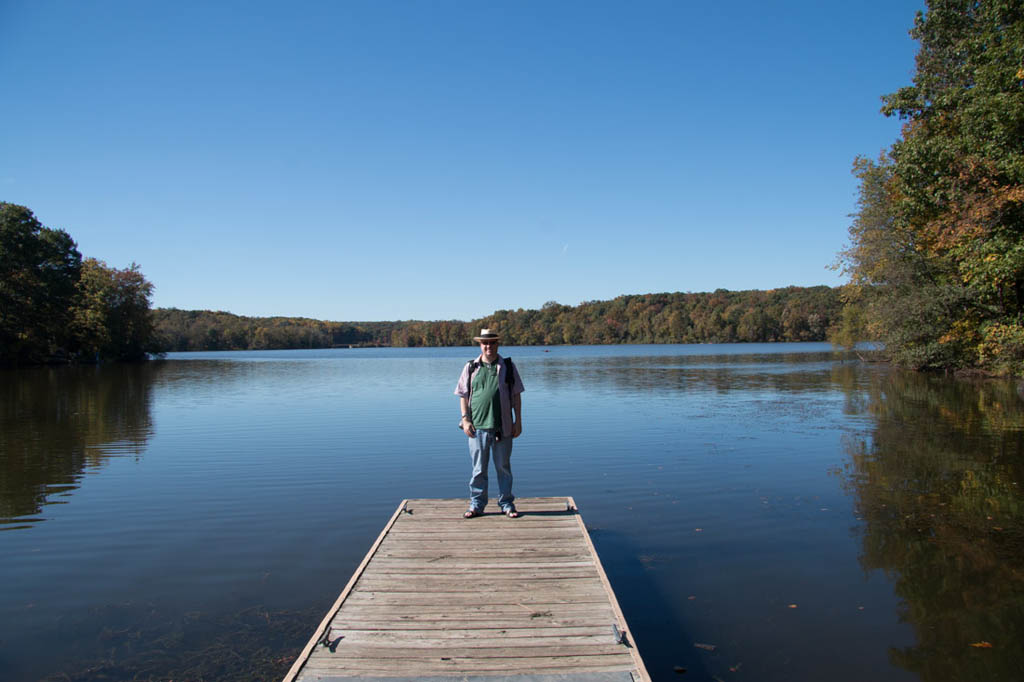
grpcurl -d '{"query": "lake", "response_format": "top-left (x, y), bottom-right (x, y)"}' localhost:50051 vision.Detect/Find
top-left (2, 343), bottom-right (1022, 681)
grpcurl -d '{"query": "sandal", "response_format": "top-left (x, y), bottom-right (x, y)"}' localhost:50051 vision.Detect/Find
top-left (504, 508), bottom-right (520, 518)
top-left (463, 509), bottom-right (482, 519)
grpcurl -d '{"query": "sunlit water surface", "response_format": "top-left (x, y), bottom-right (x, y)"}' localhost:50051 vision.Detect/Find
top-left (2, 344), bottom-right (1023, 681)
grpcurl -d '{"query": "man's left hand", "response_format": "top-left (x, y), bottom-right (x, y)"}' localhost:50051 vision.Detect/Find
top-left (512, 421), bottom-right (522, 438)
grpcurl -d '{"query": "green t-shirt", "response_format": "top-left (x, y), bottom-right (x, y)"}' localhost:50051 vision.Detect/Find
top-left (470, 361), bottom-right (502, 431)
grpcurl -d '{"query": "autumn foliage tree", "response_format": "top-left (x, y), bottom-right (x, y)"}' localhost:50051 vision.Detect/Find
top-left (71, 259), bottom-right (157, 361)
top-left (837, 0), bottom-right (1024, 373)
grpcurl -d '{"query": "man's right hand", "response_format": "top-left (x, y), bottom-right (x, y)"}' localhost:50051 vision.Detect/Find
top-left (462, 420), bottom-right (475, 437)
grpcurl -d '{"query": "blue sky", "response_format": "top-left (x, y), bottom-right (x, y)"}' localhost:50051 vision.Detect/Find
top-left (0, 0), bottom-right (923, 321)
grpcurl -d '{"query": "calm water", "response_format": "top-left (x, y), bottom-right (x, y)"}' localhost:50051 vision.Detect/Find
top-left (2, 344), bottom-right (1023, 681)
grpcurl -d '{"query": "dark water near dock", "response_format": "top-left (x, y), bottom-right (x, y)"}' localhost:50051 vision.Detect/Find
top-left (2, 344), bottom-right (1022, 681)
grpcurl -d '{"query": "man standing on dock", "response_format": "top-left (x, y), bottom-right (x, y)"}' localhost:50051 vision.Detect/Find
top-left (455, 328), bottom-right (524, 519)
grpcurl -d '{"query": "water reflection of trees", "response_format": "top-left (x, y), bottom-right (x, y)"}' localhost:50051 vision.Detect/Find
top-left (840, 370), bottom-right (1024, 681)
top-left (0, 364), bottom-right (157, 527)
top-left (533, 351), bottom-right (849, 394)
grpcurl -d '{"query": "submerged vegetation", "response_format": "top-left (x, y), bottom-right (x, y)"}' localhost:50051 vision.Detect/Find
top-left (836, 0), bottom-right (1024, 375)
top-left (37, 602), bottom-right (316, 682)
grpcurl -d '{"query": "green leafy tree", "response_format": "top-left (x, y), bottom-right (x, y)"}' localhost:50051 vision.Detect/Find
top-left (0, 203), bottom-right (82, 363)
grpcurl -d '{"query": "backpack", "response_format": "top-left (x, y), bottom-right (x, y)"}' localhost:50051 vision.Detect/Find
top-left (466, 356), bottom-right (516, 393)
top-left (462, 357), bottom-right (517, 436)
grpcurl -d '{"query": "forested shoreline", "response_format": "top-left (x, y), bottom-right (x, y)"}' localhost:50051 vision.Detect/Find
top-left (153, 286), bottom-right (841, 351)
top-left (0, 197), bottom-right (844, 363)
top-left (835, 0), bottom-right (1024, 376)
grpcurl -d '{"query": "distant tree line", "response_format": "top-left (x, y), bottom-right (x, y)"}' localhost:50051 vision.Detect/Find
top-left (835, 0), bottom-right (1024, 375)
top-left (152, 285), bottom-right (842, 351)
top-left (1, 203), bottom-right (159, 365)
top-left (151, 309), bottom-right (398, 351)
top-left (473, 287), bottom-right (840, 346)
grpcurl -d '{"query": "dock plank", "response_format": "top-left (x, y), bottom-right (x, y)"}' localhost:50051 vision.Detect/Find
top-left (284, 497), bottom-right (648, 681)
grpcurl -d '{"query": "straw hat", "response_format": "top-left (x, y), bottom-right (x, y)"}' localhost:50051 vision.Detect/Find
top-left (473, 328), bottom-right (501, 342)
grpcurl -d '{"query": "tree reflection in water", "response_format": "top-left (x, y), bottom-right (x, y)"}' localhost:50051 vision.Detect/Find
top-left (0, 364), bottom-right (156, 528)
top-left (839, 369), bottom-right (1024, 681)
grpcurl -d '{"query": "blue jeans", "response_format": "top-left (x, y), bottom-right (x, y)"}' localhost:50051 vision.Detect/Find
top-left (468, 428), bottom-right (514, 512)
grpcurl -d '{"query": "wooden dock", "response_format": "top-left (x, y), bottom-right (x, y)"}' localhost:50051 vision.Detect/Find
top-left (284, 497), bottom-right (649, 681)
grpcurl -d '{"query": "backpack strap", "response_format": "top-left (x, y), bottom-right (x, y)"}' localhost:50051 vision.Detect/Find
top-left (465, 359), bottom-right (479, 407)
top-left (503, 357), bottom-right (515, 389)
top-left (503, 357), bottom-right (518, 439)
